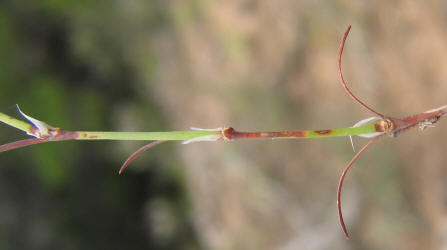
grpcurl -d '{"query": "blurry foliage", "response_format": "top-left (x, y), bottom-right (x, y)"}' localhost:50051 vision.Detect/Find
top-left (0, 0), bottom-right (199, 249)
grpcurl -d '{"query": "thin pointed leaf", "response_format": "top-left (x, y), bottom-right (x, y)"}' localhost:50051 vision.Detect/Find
top-left (337, 134), bottom-right (384, 239)
top-left (118, 140), bottom-right (166, 174)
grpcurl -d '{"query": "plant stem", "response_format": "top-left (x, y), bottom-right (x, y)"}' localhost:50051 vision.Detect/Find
top-left (0, 110), bottom-right (382, 143)
top-left (222, 124), bottom-right (378, 140)
top-left (74, 130), bottom-right (220, 141)
top-left (0, 112), bottom-right (34, 134)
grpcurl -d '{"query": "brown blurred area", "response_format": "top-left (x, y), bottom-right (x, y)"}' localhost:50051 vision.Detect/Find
top-left (2, 1), bottom-right (447, 249)
top-left (149, 1), bottom-right (447, 249)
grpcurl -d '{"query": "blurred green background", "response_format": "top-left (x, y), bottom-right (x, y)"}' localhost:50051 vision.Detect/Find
top-left (1, 1), bottom-right (447, 250)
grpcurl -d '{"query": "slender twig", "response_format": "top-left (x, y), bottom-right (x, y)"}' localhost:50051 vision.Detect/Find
top-left (0, 25), bottom-right (445, 239)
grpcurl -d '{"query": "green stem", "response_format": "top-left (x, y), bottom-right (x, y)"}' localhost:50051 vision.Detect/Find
top-left (0, 109), bottom-right (381, 142)
top-left (0, 110), bottom-right (380, 145)
top-left (0, 111), bottom-right (221, 142)
top-left (0, 112), bottom-right (34, 134)
top-left (74, 130), bottom-right (220, 141)
top-left (306, 124), bottom-right (377, 137)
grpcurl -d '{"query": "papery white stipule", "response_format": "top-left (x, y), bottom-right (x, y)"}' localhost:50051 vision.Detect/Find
top-left (16, 105), bottom-right (55, 138)
top-left (349, 116), bottom-right (386, 151)
top-left (182, 127), bottom-right (225, 144)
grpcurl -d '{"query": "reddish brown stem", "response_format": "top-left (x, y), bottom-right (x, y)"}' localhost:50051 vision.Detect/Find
top-left (391, 109), bottom-right (446, 136)
top-left (118, 140), bottom-right (166, 174)
top-left (222, 127), bottom-right (306, 140)
top-left (338, 25), bottom-right (386, 118)
top-left (337, 134), bottom-right (384, 239)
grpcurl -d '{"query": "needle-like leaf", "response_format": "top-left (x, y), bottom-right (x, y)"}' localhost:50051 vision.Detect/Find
top-left (118, 140), bottom-right (166, 174)
top-left (338, 25), bottom-right (386, 118)
top-left (337, 134), bottom-right (384, 239)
